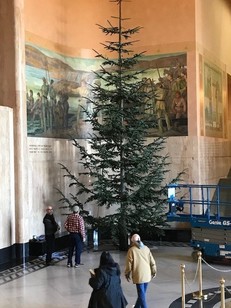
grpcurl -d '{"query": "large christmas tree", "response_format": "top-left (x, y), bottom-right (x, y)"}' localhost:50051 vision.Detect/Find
top-left (59, 0), bottom-right (178, 250)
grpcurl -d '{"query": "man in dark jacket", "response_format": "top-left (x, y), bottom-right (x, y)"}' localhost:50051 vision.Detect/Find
top-left (43, 206), bottom-right (59, 265)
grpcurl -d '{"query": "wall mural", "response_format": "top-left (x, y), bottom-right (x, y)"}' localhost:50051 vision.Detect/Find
top-left (203, 60), bottom-right (224, 138)
top-left (26, 43), bottom-right (188, 139)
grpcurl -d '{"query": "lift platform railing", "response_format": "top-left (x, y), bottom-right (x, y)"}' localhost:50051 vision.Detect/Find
top-left (167, 183), bottom-right (231, 223)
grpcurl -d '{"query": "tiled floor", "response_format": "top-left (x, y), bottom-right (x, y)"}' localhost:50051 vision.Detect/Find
top-left (0, 242), bottom-right (231, 307)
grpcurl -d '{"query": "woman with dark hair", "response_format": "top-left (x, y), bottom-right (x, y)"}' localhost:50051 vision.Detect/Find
top-left (88, 251), bottom-right (128, 308)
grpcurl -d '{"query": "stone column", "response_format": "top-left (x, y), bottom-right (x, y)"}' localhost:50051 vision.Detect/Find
top-left (0, 107), bottom-right (15, 251)
top-left (0, 0), bottom-right (28, 259)
top-left (13, 0), bottom-right (29, 256)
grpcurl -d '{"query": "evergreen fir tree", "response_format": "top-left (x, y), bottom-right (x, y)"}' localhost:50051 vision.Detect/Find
top-left (58, 0), bottom-right (180, 250)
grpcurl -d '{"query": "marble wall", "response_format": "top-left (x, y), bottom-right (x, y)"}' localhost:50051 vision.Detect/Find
top-left (0, 107), bottom-right (15, 249)
top-left (166, 137), bottom-right (231, 185)
top-left (25, 135), bottom-right (231, 240)
top-left (1, 110), bottom-right (231, 252)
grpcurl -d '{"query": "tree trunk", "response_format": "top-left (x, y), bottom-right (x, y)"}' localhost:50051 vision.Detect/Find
top-left (118, 219), bottom-right (128, 251)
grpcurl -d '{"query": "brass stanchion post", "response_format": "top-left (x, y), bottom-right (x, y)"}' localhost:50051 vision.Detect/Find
top-left (181, 264), bottom-right (185, 308)
top-left (198, 251), bottom-right (203, 298)
top-left (220, 278), bottom-right (225, 308)
top-left (193, 251), bottom-right (205, 300)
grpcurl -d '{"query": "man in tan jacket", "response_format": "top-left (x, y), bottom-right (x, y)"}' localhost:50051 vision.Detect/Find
top-left (125, 234), bottom-right (156, 308)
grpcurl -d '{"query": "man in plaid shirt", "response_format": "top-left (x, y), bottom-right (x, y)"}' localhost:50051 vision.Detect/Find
top-left (64, 205), bottom-right (86, 268)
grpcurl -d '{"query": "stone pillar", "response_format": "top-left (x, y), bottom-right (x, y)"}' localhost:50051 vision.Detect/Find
top-left (0, 0), bottom-right (28, 259)
top-left (13, 0), bottom-right (29, 256)
top-left (0, 107), bottom-right (15, 252)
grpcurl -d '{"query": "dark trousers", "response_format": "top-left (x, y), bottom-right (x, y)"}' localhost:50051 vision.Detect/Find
top-left (45, 234), bottom-right (55, 264)
top-left (67, 233), bottom-right (83, 265)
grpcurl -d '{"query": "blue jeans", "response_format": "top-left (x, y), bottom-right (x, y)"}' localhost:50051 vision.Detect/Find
top-left (67, 233), bottom-right (83, 265)
top-left (134, 283), bottom-right (148, 308)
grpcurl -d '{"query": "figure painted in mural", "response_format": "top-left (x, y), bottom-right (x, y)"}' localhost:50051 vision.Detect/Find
top-left (139, 77), bottom-right (156, 116)
top-left (154, 82), bottom-right (171, 133)
top-left (48, 79), bottom-right (56, 129)
top-left (43, 205), bottom-right (60, 266)
top-left (138, 78), bottom-right (150, 115)
top-left (61, 93), bottom-right (69, 129)
top-left (167, 73), bottom-right (181, 94)
top-left (31, 92), bottom-right (43, 127)
top-left (172, 91), bottom-right (187, 129)
top-left (86, 78), bottom-right (103, 125)
top-left (40, 77), bottom-right (50, 131)
top-left (178, 71), bottom-right (187, 101)
top-left (64, 205), bottom-right (86, 268)
top-left (27, 89), bottom-right (34, 114)
top-left (75, 79), bottom-right (93, 137)
top-left (163, 73), bottom-right (181, 112)
top-left (53, 95), bottom-right (64, 129)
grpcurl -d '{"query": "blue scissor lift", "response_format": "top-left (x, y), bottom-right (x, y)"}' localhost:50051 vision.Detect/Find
top-left (166, 184), bottom-right (231, 262)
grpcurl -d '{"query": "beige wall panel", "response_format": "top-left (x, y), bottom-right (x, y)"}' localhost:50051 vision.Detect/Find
top-left (196, 0), bottom-right (231, 74)
top-left (28, 137), bottom-right (111, 238)
top-left (24, 0), bottom-right (195, 56)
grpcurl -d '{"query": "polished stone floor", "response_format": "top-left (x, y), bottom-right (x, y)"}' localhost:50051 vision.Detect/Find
top-left (0, 243), bottom-right (231, 308)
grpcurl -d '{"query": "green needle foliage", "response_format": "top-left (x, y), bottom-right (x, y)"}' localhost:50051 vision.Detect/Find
top-left (58, 0), bottom-right (181, 250)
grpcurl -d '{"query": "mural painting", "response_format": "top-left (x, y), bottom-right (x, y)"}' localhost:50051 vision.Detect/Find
top-left (203, 61), bottom-right (224, 138)
top-left (26, 43), bottom-right (188, 139)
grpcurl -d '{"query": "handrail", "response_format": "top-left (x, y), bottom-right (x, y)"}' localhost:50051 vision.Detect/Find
top-left (167, 183), bottom-right (231, 221)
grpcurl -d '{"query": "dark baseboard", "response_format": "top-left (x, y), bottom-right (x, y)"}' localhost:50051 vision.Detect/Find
top-left (0, 242), bottom-right (29, 266)
top-left (0, 233), bottom-right (70, 269)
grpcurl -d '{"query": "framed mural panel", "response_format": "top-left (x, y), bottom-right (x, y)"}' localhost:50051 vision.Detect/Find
top-left (201, 58), bottom-right (225, 138)
top-left (227, 74), bottom-right (231, 139)
top-left (26, 43), bottom-right (188, 139)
